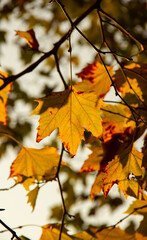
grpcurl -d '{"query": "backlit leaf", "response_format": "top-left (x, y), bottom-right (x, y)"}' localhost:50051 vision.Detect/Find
top-left (0, 71), bottom-right (12, 125)
top-left (95, 227), bottom-right (135, 240)
top-left (31, 86), bottom-right (102, 156)
top-left (125, 199), bottom-right (147, 237)
top-left (40, 224), bottom-right (72, 240)
top-left (73, 231), bottom-right (95, 239)
top-left (76, 60), bottom-right (113, 98)
top-left (101, 103), bottom-right (136, 142)
top-left (15, 29), bottom-right (39, 50)
top-left (79, 139), bottom-right (103, 173)
top-left (9, 146), bottom-right (61, 190)
top-left (125, 199), bottom-right (147, 215)
top-left (114, 63), bottom-right (147, 122)
top-left (91, 141), bottom-right (145, 199)
top-left (114, 63), bottom-right (147, 101)
top-left (27, 185), bottom-right (39, 211)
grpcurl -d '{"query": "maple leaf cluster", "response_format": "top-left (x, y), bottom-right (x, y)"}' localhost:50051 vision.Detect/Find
top-left (0, 56), bottom-right (147, 239)
top-left (0, 1), bottom-right (147, 239)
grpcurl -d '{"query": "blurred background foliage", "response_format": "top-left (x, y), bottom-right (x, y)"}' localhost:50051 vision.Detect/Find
top-left (0, 0), bottom-right (146, 235)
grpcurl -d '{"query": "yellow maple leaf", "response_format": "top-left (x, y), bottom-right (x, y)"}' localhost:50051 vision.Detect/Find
top-left (95, 227), bottom-right (135, 240)
top-left (9, 146), bottom-right (61, 190)
top-left (15, 29), bottom-right (39, 50)
top-left (31, 86), bottom-right (102, 156)
top-left (76, 60), bottom-right (113, 98)
top-left (79, 139), bottom-right (103, 173)
top-left (113, 63), bottom-right (147, 123)
top-left (114, 63), bottom-right (147, 100)
top-left (0, 71), bottom-right (12, 125)
top-left (27, 185), bottom-right (39, 211)
top-left (125, 199), bottom-right (147, 238)
top-left (125, 199), bottom-right (147, 215)
top-left (40, 224), bottom-right (72, 240)
top-left (73, 231), bottom-right (95, 239)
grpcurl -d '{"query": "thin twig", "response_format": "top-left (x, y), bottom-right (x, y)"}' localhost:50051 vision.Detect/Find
top-left (56, 143), bottom-right (65, 178)
top-left (54, 52), bottom-right (68, 89)
top-left (68, 33), bottom-right (73, 89)
top-left (96, 10), bottom-right (141, 125)
top-left (56, 0), bottom-right (114, 55)
top-left (97, 10), bottom-right (147, 126)
top-left (96, 204), bottom-right (147, 233)
top-left (101, 108), bottom-right (134, 121)
top-left (0, 224), bottom-right (41, 234)
top-left (0, 1), bottom-right (99, 91)
top-left (0, 219), bottom-right (21, 240)
top-left (99, 9), bottom-right (144, 52)
top-left (56, 144), bottom-right (74, 240)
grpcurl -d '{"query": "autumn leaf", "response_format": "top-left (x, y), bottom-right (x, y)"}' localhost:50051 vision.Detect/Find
top-left (76, 59), bottom-right (113, 98)
top-left (0, 71), bottom-right (12, 125)
top-left (125, 199), bottom-right (147, 215)
top-left (125, 199), bottom-right (147, 237)
top-left (31, 86), bottom-right (102, 156)
top-left (91, 140), bottom-right (145, 199)
top-left (27, 186), bottom-right (39, 211)
top-left (114, 63), bottom-right (147, 100)
top-left (40, 224), bottom-right (72, 240)
top-left (15, 29), bottom-right (39, 50)
top-left (101, 103), bottom-right (136, 142)
top-left (94, 227), bottom-right (135, 240)
top-left (73, 231), bottom-right (95, 239)
top-left (79, 138), bottom-right (103, 173)
top-left (113, 63), bottom-right (147, 122)
top-left (9, 146), bottom-right (62, 190)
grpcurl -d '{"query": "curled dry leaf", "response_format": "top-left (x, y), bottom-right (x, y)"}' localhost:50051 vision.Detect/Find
top-left (15, 29), bottom-right (39, 50)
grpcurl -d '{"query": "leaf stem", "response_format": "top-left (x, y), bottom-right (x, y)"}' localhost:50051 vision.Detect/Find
top-left (0, 133), bottom-right (24, 148)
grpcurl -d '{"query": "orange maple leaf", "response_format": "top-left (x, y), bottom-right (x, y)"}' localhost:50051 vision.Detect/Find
top-left (40, 224), bottom-right (72, 240)
top-left (0, 71), bottom-right (12, 125)
top-left (79, 138), bottom-right (103, 173)
top-left (76, 60), bottom-right (113, 98)
top-left (91, 143), bottom-right (145, 200)
top-left (15, 29), bottom-right (39, 50)
top-left (31, 86), bottom-right (102, 156)
top-left (101, 103), bottom-right (136, 142)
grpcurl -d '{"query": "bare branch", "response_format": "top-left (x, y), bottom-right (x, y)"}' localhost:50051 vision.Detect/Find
top-left (0, 1), bottom-right (99, 91)
top-left (54, 52), bottom-right (68, 89)
top-left (0, 219), bottom-right (21, 240)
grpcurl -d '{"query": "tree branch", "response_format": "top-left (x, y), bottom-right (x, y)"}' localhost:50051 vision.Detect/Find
top-left (96, 204), bottom-right (147, 233)
top-left (54, 52), bottom-right (68, 89)
top-left (56, 0), bottom-right (114, 56)
top-left (56, 144), bottom-right (74, 240)
top-left (0, 1), bottom-right (99, 91)
top-left (97, 10), bottom-right (146, 126)
top-left (0, 219), bottom-right (21, 240)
